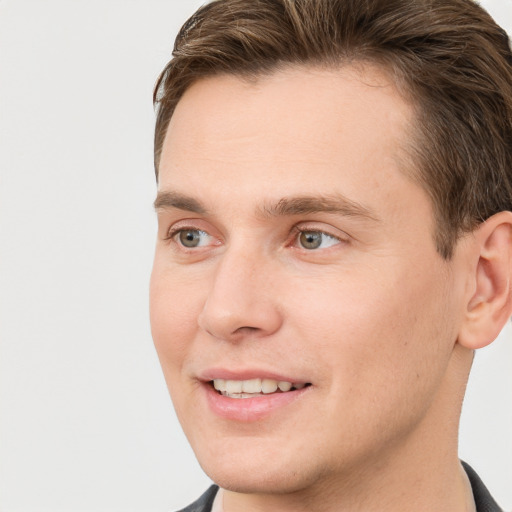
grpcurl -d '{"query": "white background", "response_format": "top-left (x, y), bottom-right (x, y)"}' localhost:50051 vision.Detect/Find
top-left (0, 1), bottom-right (511, 511)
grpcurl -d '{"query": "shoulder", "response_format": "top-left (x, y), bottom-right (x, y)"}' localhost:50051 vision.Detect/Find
top-left (175, 486), bottom-right (219, 512)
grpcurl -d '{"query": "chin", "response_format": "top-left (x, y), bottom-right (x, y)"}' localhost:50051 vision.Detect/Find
top-left (191, 435), bottom-right (327, 495)
top-left (202, 461), bottom-right (315, 495)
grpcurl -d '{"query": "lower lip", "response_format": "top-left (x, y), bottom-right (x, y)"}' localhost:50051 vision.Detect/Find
top-left (203, 382), bottom-right (310, 422)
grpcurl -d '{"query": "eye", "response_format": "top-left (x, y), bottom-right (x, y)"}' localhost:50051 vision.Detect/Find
top-left (297, 230), bottom-right (341, 250)
top-left (174, 229), bottom-right (213, 248)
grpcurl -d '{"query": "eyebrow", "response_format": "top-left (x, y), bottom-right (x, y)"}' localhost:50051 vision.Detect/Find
top-left (154, 190), bottom-right (379, 222)
top-left (154, 191), bottom-right (208, 214)
top-left (259, 195), bottom-right (380, 222)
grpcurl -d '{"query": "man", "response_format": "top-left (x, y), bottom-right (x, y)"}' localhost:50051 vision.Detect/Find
top-left (149, 0), bottom-right (512, 510)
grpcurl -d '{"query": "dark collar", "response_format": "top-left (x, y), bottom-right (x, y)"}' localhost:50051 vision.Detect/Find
top-left (462, 461), bottom-right (503, 512)
top-left (176, 485), bottom-right (219, 512)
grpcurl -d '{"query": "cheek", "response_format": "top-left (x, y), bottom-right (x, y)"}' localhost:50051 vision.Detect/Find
top-left (149, 264), bottom-right (205, 373)
top-left (292, 263), bottom-right (456, 413)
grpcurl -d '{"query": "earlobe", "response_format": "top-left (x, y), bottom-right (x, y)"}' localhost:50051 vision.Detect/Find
top-left (458, 212), bottom-right (512, 350)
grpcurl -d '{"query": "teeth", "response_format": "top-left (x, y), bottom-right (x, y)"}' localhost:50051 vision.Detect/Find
top-left (261, 379), bottom-right (278, 394)
top-left (278, 381), bottom-right (292, 392)
top-left (225, 380), bottom-right (243, 394)
top-left (213, 379), bottom-right (225, 391)
top-left (242, 378), bottom-right (261, 393)
top-left (212, 378), bottom-right (307, 396)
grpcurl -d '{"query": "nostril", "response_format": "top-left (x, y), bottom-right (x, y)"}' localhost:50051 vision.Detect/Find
top-left (233, 326), bottom-right (261, 335)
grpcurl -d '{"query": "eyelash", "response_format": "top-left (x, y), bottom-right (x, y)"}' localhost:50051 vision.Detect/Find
top-left (290, 226), bottom-right (345, 250)
top-left (164, 226), bottom-right (213, 244)
top-left (164, 223), bottom-right (347, 253)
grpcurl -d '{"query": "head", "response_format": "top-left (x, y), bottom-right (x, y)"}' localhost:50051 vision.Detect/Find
top-left (150, 0), bottom-right (512, 504)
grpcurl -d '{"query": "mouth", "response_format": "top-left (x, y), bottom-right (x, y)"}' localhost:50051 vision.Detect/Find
top-left (210, 378), bottom-right (312, 399)
top-left (202, 374), bottom-right (313, 421)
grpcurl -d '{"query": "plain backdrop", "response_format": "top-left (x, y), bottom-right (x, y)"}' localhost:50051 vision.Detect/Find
top-left (0, 1), bottom-right (511, 511)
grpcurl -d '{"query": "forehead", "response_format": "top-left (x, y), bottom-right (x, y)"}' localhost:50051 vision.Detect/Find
top-left (158, 64), bottom-right (422, 225)
top-left (160, 64), bottom-right (413, 177)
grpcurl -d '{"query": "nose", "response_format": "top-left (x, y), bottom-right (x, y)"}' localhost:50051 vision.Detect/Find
top-left (197, 246), bottom-right (283, 342)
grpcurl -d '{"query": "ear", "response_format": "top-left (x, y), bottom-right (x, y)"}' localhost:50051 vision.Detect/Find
top-left (458, 211), bottom-right (512, 350)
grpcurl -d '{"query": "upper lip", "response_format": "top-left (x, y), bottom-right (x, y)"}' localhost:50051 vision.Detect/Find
top-left (198, 368), bottom-right (310, 384)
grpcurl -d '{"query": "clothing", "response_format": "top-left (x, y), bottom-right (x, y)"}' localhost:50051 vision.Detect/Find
top-left (211, 489), bottom-right (223, 512)
top-left (461, 461), bottom-right (504, 512)
top-left (177, 485), bottom-right (218, 512)
top-left (176, 461), bottom-right (503, 512)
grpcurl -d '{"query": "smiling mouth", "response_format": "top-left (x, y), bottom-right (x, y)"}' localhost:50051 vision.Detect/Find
top-left (211, 378), bottom-right (312, 398)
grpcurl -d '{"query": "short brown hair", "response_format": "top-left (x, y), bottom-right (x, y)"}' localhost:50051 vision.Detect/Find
top-left (153, 0), bottom-right (512, 258)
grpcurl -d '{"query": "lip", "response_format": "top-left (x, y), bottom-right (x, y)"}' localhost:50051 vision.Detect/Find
top-left (198, 368), bottom-right (308, 384)
top-left (203, 381), bottom-right (310, 422)
top-left (199, 369), bottom-right (312, 422)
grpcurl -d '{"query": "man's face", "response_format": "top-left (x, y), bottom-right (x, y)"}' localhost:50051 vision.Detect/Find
top-left (150, 66), bottom-right (467, 495)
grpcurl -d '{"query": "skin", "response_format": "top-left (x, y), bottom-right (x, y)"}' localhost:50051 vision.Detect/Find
top-left (150, 65), bottom-right (512, 511)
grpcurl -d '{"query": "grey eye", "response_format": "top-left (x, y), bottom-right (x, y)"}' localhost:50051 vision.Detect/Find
top-left (298, 230), bottom-right (341, 250)
top-left (179, 230), bottom-right (202, 247)
top-left (299, 231), bottom-right (323, 249)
